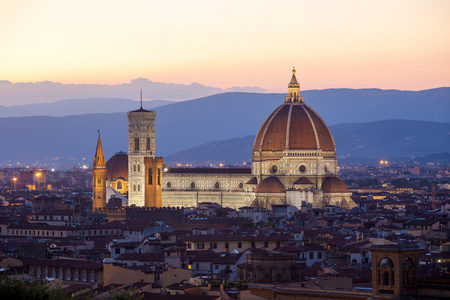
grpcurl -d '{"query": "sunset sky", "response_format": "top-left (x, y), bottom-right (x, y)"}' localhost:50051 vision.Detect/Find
top-left (1, 0), bottom-right (449, 94)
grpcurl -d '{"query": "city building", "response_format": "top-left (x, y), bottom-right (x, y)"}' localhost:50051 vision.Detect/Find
top-left (94, 69), bottom-right (356, 211)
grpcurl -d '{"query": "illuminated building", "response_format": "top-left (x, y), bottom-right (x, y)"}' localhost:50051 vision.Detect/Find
top-left (95, 69), bottom-right (356, 210)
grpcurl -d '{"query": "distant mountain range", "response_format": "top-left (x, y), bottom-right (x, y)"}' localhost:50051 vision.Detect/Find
top-left (0, 77), bottom-right (266, 106)
top-left (1, 88), bottom-right (449, 123)
top-left (164, 120), bottom-right (450, 164)
top-left (0, 88), bottom-right (449, 165)
top-left (0, 98), bottom-right (172, 118)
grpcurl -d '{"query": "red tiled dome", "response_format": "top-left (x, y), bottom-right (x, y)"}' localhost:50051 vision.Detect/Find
top-left (253, 69), bottom-right (335, 155)
top-left (322, 177), bottom-right (349, 193)
top-left (255, 177), bottom-right (285, 193)
top-left (106, 152), bottom-right (128, 180)
top-left (253, 103), bottom-right (335, 152)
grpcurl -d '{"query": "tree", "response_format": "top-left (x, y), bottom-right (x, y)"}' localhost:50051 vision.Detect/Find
top-left (0, 271), bottom-right (143, 300)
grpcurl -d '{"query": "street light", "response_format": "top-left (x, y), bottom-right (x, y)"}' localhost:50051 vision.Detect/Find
top-left (36, 172), bottom-right (42, 191)
top-left (13, 177), bottom-right (17, 191)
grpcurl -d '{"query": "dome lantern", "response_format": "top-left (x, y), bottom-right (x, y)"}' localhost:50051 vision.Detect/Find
top-left (285, 67), bottom-right (303, 104)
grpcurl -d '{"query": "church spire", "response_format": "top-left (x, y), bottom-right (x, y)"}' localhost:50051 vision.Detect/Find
top-left (93, 131), bottom-right (106, 168)
top-left (285, 67), bottom-right (303, 103)
top-left (92, 131), bottom-right (107, 211)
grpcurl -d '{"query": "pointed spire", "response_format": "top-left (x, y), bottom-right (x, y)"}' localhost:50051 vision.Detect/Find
top-left (93, 131), bottom-right (106, 168)
top-left (285, 67), bottom-right (303, 103)
top-left (288, 67), bottom-right (300, 89)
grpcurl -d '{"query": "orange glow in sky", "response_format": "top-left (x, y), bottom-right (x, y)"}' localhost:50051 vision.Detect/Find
top-left (0, 0), bottom-right (449, 91)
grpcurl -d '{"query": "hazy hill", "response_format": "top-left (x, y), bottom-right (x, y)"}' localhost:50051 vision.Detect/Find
top-left (163, 120), bottom-right (450, 164)
top-left (0, 88), bottom-right (449, 164)
top-left (1, 88), bottom-right (449, 123)
top-left (0, 98), bottom-right (172, 117)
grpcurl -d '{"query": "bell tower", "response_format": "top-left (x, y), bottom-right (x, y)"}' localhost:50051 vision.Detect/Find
top-left (370, 245), bottom-right (422, 299)
top-left (127, 96), bottom-right (156, 207)
top-left (92, 132), bottom-right (107, 210)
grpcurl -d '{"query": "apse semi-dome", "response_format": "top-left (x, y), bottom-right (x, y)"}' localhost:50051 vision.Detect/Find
top-left (322, 177), bottom-right (349, 193)
top-left (253, 73), bottom-right (335, 154)
top-left (255, 177), bottom-right (285, 193)
top-left (106, 151), bottom-right (128, 180)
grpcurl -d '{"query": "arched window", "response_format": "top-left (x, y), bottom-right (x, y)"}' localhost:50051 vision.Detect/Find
top-left (133, 184), bottom-right (136, 192)
top-left (137, 164), bottom-right (141, 172)
top-left (134, 138), bottom-right (140, 151)
top-left (137, 184), bottom-right (141, 192)
top-left (383, 271), bottom-right (390, 285)
top-left (133, 164), bottom-right (136, 172)
top-left (117, 181), bottom-right (123, 190)
top-left (146, 138), bottom-right (150, 150)
top-left (97, 178), bottom-right (101, 187)
top-left (379, 258), bottom-right (394, 267)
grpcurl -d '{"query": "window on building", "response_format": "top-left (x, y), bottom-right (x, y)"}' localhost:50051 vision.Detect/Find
top-left (137, 164), bottom-right (140, 172)
top-left (383, 271), bottom-right (390, 285)
top-left (97, 192), bottom-right (101, 199)
top-left (97, 178), bottom-right (101, 187)
top-left (196, 263), bottom-right (199, 271)
top-left (238, 242), bottom-right (242, 248)
top-left (215, 265), bottom-right (218, 270)
top-left (115, 248), bottom-right (120, 254)
top-left (117, 181), bottom-right (123, 190)
top-left (133, 184), bottom-right (136, 192)
top-left (135, 138), bottom-right (139, 151)
top-left (198, 243), bottom-right (204, 249)
top-left (149, 169), bottom-right (153, 185)
top-left (225, 242), bottom-right (229, 249)
top-left (187, 244), bottom-right (191, 249)
top-left (309, 252), bottom-right (314, 259)
top-left (137, 184), bottom-right (141, 192)
top-left (251, 242), bottom-right (255, 248)
top-left (157, 168), bottom-right (161, 185)
top-left (147, 138), bottom-right (150, 150)
top-left (133, 164), bottom-right (136, 172)
top-left (264, 241), bottom-right (268, 248)
top-left (318, 252), bottom-right (322, 259)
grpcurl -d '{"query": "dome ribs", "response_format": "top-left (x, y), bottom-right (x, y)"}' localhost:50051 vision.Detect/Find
top-left (289, 104), bottom-right (317, 149)
top-left (304, 105), bottom-right (336, 152)
top-left (261, 105), bottom-right (290, 151)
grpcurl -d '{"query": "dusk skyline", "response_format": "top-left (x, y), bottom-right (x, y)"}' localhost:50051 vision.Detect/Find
top-left (1, 0), bottom-right (449, 106)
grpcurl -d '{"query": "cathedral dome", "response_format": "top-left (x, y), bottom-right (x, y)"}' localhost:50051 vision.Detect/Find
top-left (106, 152), bottom-right (128, 180)
top-left (253, 69), bottom-right (335, 156)
top-left (255, 177), bottom-right (285, 193)
top-left (322, 177), bottom-right (349, 193)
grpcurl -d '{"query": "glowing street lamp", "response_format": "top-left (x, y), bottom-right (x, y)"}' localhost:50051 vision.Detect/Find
top-left (13, 177), bottom-right (17, 191)
top-left (35, 172), bottom-right (42, 190)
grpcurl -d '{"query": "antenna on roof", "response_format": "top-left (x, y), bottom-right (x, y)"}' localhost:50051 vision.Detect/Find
top-left (140, 89), bottom-right (143, 109)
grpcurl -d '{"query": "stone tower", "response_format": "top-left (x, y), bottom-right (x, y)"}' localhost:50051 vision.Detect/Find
top-left (370, 245), bottom-right (422, 299)
top-left (127, 104), bottom-right (156, 207)
top-left (92, 132), bottom-right (107, 210)
top-left (144, 157), bottom-right (164, 207)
